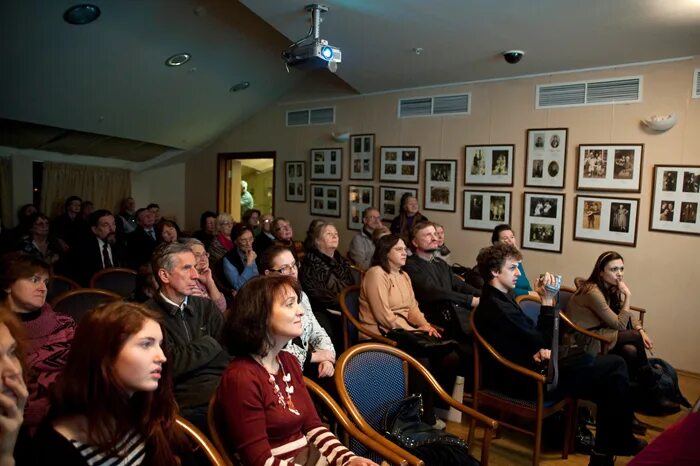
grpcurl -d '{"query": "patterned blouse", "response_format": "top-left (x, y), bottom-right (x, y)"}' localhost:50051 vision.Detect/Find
top-left (283, 292), bottom-right (335, 367)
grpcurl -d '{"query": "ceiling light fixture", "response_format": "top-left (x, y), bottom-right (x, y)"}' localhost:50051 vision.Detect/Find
top-left (230, 81), bottom-right (250, 92)
top-left (165, 53), bottom-right (191, 67)
top-left (63, 4), bottom-right (101, 25)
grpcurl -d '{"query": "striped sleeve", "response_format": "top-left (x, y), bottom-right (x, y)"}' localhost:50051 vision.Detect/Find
top-left (306, 426), bottom-right (357, 466)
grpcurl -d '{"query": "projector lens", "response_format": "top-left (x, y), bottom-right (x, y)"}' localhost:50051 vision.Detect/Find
top-left (321, 46), bottom-right (333, 60)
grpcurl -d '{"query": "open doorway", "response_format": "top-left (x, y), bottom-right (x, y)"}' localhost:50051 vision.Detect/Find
top-left (217, 151), bottom-right (275, 220)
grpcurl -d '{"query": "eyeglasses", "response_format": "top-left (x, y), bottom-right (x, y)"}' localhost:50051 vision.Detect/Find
top-left (269, 262), bottom-right (298, 275)
top-left (193, 252), bottom-right (209, 260)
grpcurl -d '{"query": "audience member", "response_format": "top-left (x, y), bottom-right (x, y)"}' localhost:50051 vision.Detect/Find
top-left (390, 194), bottom-right (428, 243)
top-left (433, 223), bottom-right (452, 264)
top-left (0, 308), bottom-right (28, 465)
top-left (253, 213), bottom-right (276, 256)
top-left (208, 212), bottom-right (234, 265)
top-left (1, 252), bottom-right (75, 431)
top-left (146, 203), bottom-right (162, 224)
top-left (371, 225), bottom-right (390, 244)
top-left (145, 242), bottom-right (230, 432)
top-left (302, 219), bottom-right (325, 252)
top-left (222, 224), bottom-right (259, 291)
top-left (216, 275), bottom-right (377, 466)
top-left (242, 208), bottom-right (261, 235)
top-left (16, 212), bottom-right (63, 269)
top-left (474, 243), bottom-right (645, 465)
top-left (348, 207), bottom-right (382, 270)
top-left (79, 200), bottom-right (94, 221)
top-left (51, 196), bottom-right (87, 252)
top-left (156, 219), bottom-right (179, 244)
top-left (568, 251), bottom-right (678, 414)
top-left (491, 224), bottom-right (536, 297)
top-left (192, 210), bottom-right (217, 250)
top-left (260, 246), bottom-right (335, 380)
top-left (0, 204), bottom-right (38, 254)
top-left (271, 217), bottom-right (304, 262)
top-left (240, 180), bottom-right (254, 214)
top-left (180, 238), bottom-right (226, 313)
top-left (72, 209), bottom-right (127, 286)
top-left (29, 302), bottom-right (189, 465)
top-left (118, 196), bottom-right (137, 234)
top-left (127, 207), bottom-right (158, 268)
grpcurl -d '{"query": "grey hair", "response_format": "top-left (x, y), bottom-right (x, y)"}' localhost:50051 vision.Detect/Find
top-left (151, 242), bottom-right (193, 285)
top-left (179, 238), bottom-right (204, 249)
top-left (216, 212), bottom-right (234, 232)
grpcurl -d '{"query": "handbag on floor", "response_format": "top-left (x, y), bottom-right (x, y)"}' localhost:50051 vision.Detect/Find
top-left (384, 328), bottom-right (458, 359)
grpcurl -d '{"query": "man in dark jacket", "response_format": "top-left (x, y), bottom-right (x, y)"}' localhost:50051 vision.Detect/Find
top-left (71, 209), bottom-right (127, 286)
top-left (145, 242), bottom-right (230, 433)
top-left (474, 243), bottom-right (645, 466)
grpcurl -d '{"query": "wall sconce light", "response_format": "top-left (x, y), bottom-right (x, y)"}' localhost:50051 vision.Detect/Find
top-left (331, 132), bottom-right (350, 142)
top-left (642, 113), bottom-right (677, 132)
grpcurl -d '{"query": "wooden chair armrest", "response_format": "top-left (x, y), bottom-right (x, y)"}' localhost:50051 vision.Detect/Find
top-left (341, 312), bottom-right (397, 347)
top-left (630, 305), bottom-right (646, 326)
top-left (559, 312), bottom-right (612, 347)
top-left (479, 344), bottom-right (546, 382)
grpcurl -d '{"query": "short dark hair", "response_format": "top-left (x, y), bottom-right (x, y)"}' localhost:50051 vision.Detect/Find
top-left (476, 243), bottom-right (522, 283)
top-left (223, 276), bottom-right (301, 356)
top-left (199, 211), bottom-right (217, 229)
top-left (259, 245), bottom-right (294, 273)
top-left (88, 209), bottom-right (113, 228)
top-left (0, 252), bottom-right (50, 299)
top-left (491, 224), bottom-right (513, 244)
top-left (231, 223), bottom-right (253, 242)
top-left (362, 207), bottom-right (379, 219)
top-left (408, 220), bottom-right (435, 250)
top-left (64, 196), bottom-right (82, 208)
top-left (146, 203), bottom-right (160, 210)
top-left (242, 209), bottom-right (261, 224)
top-left (371, 234), bottom-right (403, 273)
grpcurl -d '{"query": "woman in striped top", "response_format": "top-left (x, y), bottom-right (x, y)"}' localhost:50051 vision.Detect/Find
top-left (217, 275), bottom-right (378, 466)
top-left (28, 302), bottom-right (187, 465)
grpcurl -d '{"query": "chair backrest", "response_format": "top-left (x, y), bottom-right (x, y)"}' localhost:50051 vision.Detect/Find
top-left (207, 395), bottom-right (235, 466)
top-left (515, 294), bottom-right (542, 322)
top-left (50, 288), bottom-right (122, 322)
top-left (558, 285), bottom-right (576, 311)
top-left (47, 275), bottom-right (80, 303)
top-left (90, 267), bottom-right (138, 297)
top-left (175, 416), bottom-right (229, 466)
top-left (340, 285), bottom-right (361, 349)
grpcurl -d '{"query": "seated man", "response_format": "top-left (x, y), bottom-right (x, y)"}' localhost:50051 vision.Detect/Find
top-left (71, 209), bottom-right (127, 286)
top-left (474, 243), bottom-right (645, 466)
top-left (145, 242), bottom-right (231, 432)
top-left (270, 217), bottom-right (304, 261)
top-left (348, 207), bottom-right (382, 270)
top-left (253, 213), bottom-right (275, 256)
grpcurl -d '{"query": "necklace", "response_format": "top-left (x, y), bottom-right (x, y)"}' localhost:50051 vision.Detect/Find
top-left (254, 354), bottom-right (300, 416)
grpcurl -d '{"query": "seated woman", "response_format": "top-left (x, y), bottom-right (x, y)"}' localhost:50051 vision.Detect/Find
top-left (180, 238), bottom-right (226, 313)
top-left (16, 212), bottom-right (63, 270)
top-left (0, 252), bottom-right (75, 431)
top-left (390, 194), bottom-right (428, 243)
top-left (156, 220), bottom-right (179, 244)
top-left (29, 301), bottom-right (188, 465)
top-left (216, 276), bottom-right (377, 466)
top-left (568, 251), bottom-right (678, 413)
top-left (260, 245), bottom-right (335, 380)
top-left (433, 223), bottom-right (451, 264)
top-left (299, 221), bottom-right (355, 351)
top-left (222, 224), bottom-right (259, 291)
top-left (491, 224), bottom-right (537, 297)
top-left (192, 210), bottom-right (217, 250)
top-left (208, 212), bottom-right (235, 265)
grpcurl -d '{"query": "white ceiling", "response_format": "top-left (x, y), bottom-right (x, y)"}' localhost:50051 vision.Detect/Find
top-left (1, 0), bottom-right (699, 163)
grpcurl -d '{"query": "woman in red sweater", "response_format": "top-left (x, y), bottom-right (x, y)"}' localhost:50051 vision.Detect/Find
top-left (217, 275), bottom-right (378, 466)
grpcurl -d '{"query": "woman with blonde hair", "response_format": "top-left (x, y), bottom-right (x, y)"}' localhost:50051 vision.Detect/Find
top-left (208, 212), bottom-right (235, 264)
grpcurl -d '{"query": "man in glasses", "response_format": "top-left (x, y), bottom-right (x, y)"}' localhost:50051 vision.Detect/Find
top-left (348, 207), bottom-right (383, 270)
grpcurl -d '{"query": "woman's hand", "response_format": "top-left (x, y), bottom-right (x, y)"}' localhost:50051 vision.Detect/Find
top-left (419, 324), bottom-right (441, 338)
top-left (532, 348), bottom-right (551, 363)
top-left (617, 279), bottom-right (631, 302)
top-left (0, 375), bottom-right (28, 458)
top-left (317, 360), bottom-right (335, 378)
top-left (639, 329), bottom-right (653, 350)
top-left (346, 457), bottom-right (380, 466)
top-left (311, 349), bottom-right (335, 364)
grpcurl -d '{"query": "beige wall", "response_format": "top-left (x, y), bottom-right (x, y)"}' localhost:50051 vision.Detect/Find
top-left (186, 57), bottom-right (700, 372)
top-left (132, 163), bottom-right (186, 227)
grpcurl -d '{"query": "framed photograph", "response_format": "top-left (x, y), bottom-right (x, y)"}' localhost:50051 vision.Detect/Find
top-left (462, 190), bottom-right (512, 231)
top-left (284, 161), bottom-right (305, 202)
top-left (576, 144), bottom-right (643, 192)
top-left (424, 159), bottom-right (457, 212)
top-left (521, 192), bottom-right (565, 253)
top-left (525, 128), bottom-right (568, 188)
top-left (379, 186), bottom-right (417, 222)
top-left (649, 165), bottom-right (700, 235)
top-left (310, 148), bottom-right (342, 180)
top-left (574, 195), bottom-right (639, 246)
top-left (348, 185), bottom-right (374, 230)
top-left (349, 134), bottom-right (374, 180)
top-left (310, 184), bottom-right (341, 218)
top-left (464, 145), bottom-right (514, 186)
top-left (379, 146), bottom-right (420, 183)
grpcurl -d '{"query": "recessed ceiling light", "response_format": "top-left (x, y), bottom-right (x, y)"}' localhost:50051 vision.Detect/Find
top-left (63, 4), bottom-right (101, 25)
top-left (165, 53), bottom-right (191, 67)
top-left (230, 81), bottom-right (251, 92)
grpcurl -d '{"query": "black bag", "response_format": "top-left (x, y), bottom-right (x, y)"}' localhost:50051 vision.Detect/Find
top-left (381, 394), bottom-right (479, 466)
top-left (385, 329), bottom-right (458, 359)
top-left (648, 358), bottom-right (691, 408)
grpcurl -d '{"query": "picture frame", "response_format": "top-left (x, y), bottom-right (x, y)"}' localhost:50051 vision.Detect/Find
top-left (574, 195), bottom-right (639, 247)
top-left (310, 184), bottom-right (341, 218)
top-left (379, 146), bottom-right (420, 183)
top-left (462, 190), bottom-right (512, 231)
top-left (576, 144), bottom-right (644, 192)
top-left (424, 159), bottom-right (457, 212)
top-left (347, 185), bottom-right (374, 230)
top-left (379, 186), bottom-right (417, 222)
top-left (284, 161), bottom-right (305, 202)
top-left (525, 128), bottom-right (568, 188)
top-left (349, 133), bottom-right (375, 180)
top-left (464, 145), bottom-right (515, 186)
top-left (521, 192), bottom-right (565, 253)
top-left (310, 148), bottom-right (342, 180)
top-left (649, 165), bottom-right (700, 235)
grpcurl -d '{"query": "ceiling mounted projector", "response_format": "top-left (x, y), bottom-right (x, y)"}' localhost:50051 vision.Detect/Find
top-left (282, 4), bottom-right (342, 73)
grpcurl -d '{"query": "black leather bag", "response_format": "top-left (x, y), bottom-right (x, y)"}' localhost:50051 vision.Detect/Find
top-left (380, 394), bottom-right (479, 466)
top-left (384, 329), bottom-right (458, 358)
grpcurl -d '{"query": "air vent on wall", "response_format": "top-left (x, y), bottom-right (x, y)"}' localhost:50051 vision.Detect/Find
top-left (286, 107), bottom-right (335, 126)
top-left (693, 68), bottom-right (700, 99)
top-left (399, 93), bottom-right (470, 118)
top-left (537, 76), bottom-right (642, 109)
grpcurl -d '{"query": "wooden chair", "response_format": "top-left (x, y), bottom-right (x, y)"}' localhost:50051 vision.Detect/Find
top-left (470, 305), bottom-right (575, 466)
top-left (336, 342), bottom-right (497, 466)
top-left (47, 274), bottom-right (80, 303)
top-left (339, 285), bottom-right (396, 350)
top-left (90, 267), bottom-right (138, 298)
top-left (572, 277), bottom-right (646, 325)
top-left (50, 288), bottom-right (121, 322)
top-left (176, 416), bottom-right (228, 466)
top-left (207, 395), bottom-right (236, 466)
top-left (558, 285), bottom-right (576, 311)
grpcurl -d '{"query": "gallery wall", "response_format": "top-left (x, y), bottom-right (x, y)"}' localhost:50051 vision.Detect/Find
top-left (186, 57), bottom-right (700, 372)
